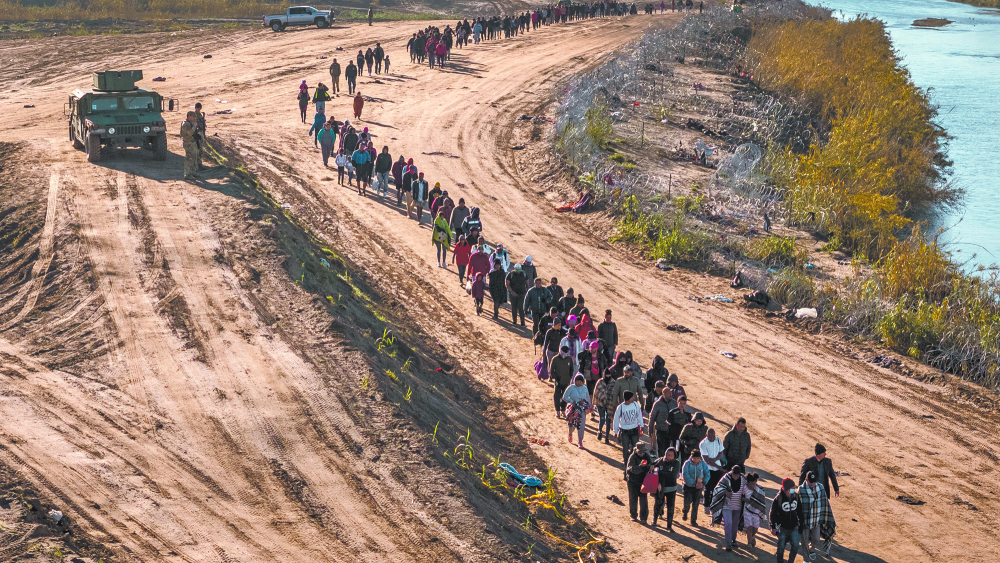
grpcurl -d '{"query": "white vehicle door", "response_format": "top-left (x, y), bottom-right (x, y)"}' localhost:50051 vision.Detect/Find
top-left (289, 7), bottom-right (308, 24)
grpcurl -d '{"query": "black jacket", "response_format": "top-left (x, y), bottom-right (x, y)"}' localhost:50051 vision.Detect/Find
top-left (374, 152), bottom-right (393, 173)
top-left (343, 132), bottom-right (359, 153)
top-left (799, 456), bottom-right (839, 498)
top-left (549, 354), bottom-right (573, 386)
top-left (505, 270), bottom-right (528, 297)
top-left (769, 490), bottom-right (804, 531)
top-left (577, 348), bottom-right (607, 381)
top-left (542, 326), bottom-right (567, 353)
top-left (598, 320), bottom-right (618, 347)
top-left (666, 407), bottom-right (692, 442)
top-left (373, 45), bottom-right (385, 61)
top-left (346, 63), bottom-right (358, 79)
top-left (626, 450), bottom-right (653, 485)
top-left (488, 269), bottom-right (507, 303)
top-left (558, 295), bottom-right (577, 315)
top-left (645, 365), bottom-right (668, 394)
top-left (654, 456), bottom-right (681, 488)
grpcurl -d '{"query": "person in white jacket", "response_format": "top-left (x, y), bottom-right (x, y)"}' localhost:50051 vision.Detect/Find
top-left (613, 391), bottom-right (645, 477)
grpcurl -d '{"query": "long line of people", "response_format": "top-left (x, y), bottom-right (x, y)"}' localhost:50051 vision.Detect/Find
top-left (291, 7), bottom-right (839, 562)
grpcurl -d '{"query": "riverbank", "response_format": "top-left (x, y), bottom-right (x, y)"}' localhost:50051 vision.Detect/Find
top-left (552, 1), bottom-right (1000, 391)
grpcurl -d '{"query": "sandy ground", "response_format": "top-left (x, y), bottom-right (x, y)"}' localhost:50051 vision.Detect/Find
top-left (1, 13), bottom-right (999, 563)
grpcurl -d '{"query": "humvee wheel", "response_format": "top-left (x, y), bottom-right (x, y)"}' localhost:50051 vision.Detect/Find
top-left (86, 133), bottom-right (102, 163)
top-left (153, 131), bottom-right (167, 161)
top-left (71, 126), bottom-right (84, 149)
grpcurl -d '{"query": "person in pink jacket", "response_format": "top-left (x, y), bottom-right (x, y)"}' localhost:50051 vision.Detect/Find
top-left (435, 42), bottom-right (447, 68)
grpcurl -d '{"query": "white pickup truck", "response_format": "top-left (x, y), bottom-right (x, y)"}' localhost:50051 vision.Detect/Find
top-left (263, 6), bottom-right (335, 31)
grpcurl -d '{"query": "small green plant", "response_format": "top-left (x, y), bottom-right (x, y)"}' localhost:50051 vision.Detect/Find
top-left (610, 152), bottom-right (627, 163)
top-left (404, 386), bottom-right (412, 402)
top-left (375, 328), bottom-right (395, 354)
top-left (400, 358), bottom-right (413, 373)
top-left (585, 104), bottom-right (613, 149)
top-left (360, 374), bottom-right (370, 390)
top-left (385, 369), bottom-right (399, 383)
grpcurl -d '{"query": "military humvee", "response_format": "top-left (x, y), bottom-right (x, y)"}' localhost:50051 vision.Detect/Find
top-left (66, 70), bottom-right (176, 163)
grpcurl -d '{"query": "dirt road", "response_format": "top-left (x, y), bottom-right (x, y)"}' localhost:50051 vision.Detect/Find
top-left (2, 13), bottom-right (998, 563)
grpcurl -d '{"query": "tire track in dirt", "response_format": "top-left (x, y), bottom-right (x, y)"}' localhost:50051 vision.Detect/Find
top-left (0, 170), bottom-right (59, 325)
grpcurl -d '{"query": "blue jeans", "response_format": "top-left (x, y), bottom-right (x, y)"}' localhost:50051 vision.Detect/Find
top-left (596, 406), bottom-right (610, 436)
top-left (376, 171), bottom-right (390, 196)
top-left (776, 526), bottom-right (800, 563)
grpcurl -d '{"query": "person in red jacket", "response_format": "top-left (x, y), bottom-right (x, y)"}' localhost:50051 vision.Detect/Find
top-left (452, 235), bottom-right (472, 284)
top-left (467, 241), bottom-right (491, 285)
top-left (353, 92), bottom-right (365, 119)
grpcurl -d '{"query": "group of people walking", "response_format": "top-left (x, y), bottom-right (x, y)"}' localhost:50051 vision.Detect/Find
top-left (510, 278), bottom-right (841, 560)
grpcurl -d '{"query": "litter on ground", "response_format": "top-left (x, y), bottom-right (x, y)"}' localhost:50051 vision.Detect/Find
top-left (795, 308), bottom-right (818, 319)
top-left (720, 351), bottom-right (737, 359)
top-left (705, 294), bottom-right (734, 303)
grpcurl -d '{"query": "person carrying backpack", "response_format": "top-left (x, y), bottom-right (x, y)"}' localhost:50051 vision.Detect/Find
top-left (523, 277), bottom-right (552, 335)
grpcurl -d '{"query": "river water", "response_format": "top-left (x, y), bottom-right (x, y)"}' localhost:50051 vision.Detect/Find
top-left (808, 0), bottom-right (1000, 267)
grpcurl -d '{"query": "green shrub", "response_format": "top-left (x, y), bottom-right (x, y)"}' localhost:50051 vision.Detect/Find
top-left (611, 195), bottom-right (660, 246)
top-left (877, 297), bottom-right (947, 360)
top-left (672, 195), bottom-right (702, 214)
top-left (649, 213), bottom-right (714, 264)
top-left (766, 268), bottom-right (815, 309)
top-left (585, 105), bottom-right (613, 149)
top-left (610, 152), bottom-right (627, 163)
top-left (745, 235), bottom-right (805, 268)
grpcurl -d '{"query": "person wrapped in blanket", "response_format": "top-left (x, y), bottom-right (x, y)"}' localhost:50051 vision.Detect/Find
top-left (562, 373), bottom-right (591, 448)
top-left (741, 473), bottom-right (768, 552)
top-left (799, 471), bottom-right (836, 558)
top-left (554, 188), bottom-right (594, 213)
top-left (709, 465), bottom-right (749, 551)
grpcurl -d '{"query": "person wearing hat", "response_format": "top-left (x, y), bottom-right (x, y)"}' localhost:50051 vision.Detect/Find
top-left (723, 417), bottom-right (752, 471)
top-left (549, 345), bottom-right (574, 417)
top-left (401, 159), bottom-right (417, 209)
top-left (524, 277), bottom-right (553, 336)
top-left (770, 478), bottom-right (804, 563)
top-left (562, 373), bottom-right (592, 448)
top-left (625, 441), bottom-right (653, 523)
top-left (449, 197), bottom-right (470, 238)
top-left (297, 82), bottom-right (310, 123)
top-left (667, 372), bottom-right (686, 401)
top-left (436, 190), bottom-right (455, 224)
top-left (428, 182), bottom-right (442, 209)
top-left (710, 465), bottom-right (749, 551)
top-left (613, 390), bottom-right (645, 474)
top-left (578, 339), bottom-right (606, 397)
top-left (490, 243), bottom-right (510, 273)
top-left (542, 314), bottom-right (566, 368)
top-left (180, 111), bottom-right (201, 180)
top-left (505, 262), bottom-right (528, 326)
top-left (520, 255), bottom-right (537, 286)
top-left (799, 443), bottom-right (839, 499)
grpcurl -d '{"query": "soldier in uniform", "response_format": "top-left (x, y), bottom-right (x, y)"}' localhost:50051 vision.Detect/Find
top-left (180, 111), bottom-right (201, 180)
top-left (194, 102), bottom-right (207, 169)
